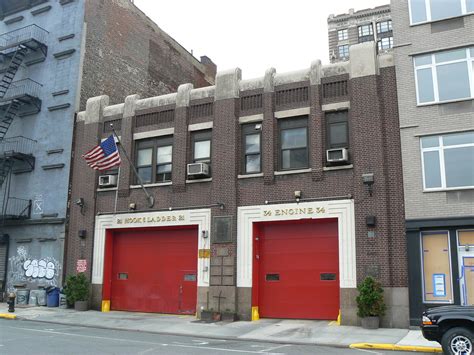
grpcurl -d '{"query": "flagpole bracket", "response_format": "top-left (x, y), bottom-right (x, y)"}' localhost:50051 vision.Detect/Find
top-left (147, 195), bottom-right (155, 208)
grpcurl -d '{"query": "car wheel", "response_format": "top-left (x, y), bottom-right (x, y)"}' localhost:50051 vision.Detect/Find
top-left (441, 327), bottom-right (474, 355)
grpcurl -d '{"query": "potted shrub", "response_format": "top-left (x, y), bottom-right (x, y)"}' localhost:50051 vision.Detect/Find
top-left (356, 276), bottom-right (386, 329)
top-left (64, 273), bottom-right (89, 311)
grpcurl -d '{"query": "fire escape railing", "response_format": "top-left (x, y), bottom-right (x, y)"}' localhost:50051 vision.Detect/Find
top-left (0, 197), bottom-right (31, 220)
top-left (0, 79), bottom-right (42, 101)
top-left (0, 24), bottom-right (48, 52)
top-left (0, 136), bottom-right (37, 156)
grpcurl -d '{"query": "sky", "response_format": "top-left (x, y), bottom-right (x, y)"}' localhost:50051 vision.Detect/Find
top-left (133, 0), bottom-right (389, 79)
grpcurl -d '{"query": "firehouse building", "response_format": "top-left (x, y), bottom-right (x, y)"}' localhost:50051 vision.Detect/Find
top-left (66, 42), bottom-right (408, 327)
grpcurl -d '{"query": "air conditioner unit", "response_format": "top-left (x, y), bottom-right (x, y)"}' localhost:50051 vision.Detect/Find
top-left (326, 148), bottom-right (349, 163)
top-left (187, 162), bottom-right (209, 177)
top-left (98, 175), bottom-right (118, 187)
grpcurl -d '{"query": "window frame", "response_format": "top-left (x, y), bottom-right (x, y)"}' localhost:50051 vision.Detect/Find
top-left (377, 36), bottom-right (393, 51)
top-left (414, 47), bottom-right (474, 105)
top-left (376, 20), bottom-right (392, 34)
top-left (135, 136), bottom-right (173, 185)
top-left (420, 132), bottom-right (474, 191)
top-left (278, 116), bottom-right (309, 171)
top-left (241, 123), bottom-right (262, 175)
top-left (191, 129), bottom-right (212, 164)
top-left (337, 28), bottom-right (348, 41)
top-left (409, 0), bottom-right (474, 25)
top-left (358, 24), bottom-right (374, 43)
top-left (326, 110), bottom-right (349, 150)
top-left (338, 44), bottom-right (349, 59)
top-left (420, 230), bottom-right (454, 304)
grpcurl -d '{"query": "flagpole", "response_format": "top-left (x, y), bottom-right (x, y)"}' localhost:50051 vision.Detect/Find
top-left (114, 166), bottom-right (120, 214)
top-left (110, 124), bottom-right (155, 208)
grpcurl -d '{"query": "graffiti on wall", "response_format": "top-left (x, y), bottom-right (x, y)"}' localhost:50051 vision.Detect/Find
top-left (7, 246), bottom-right (61, 291)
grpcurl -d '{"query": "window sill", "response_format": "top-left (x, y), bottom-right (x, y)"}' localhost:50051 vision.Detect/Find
top-left (186, 178), bottom-right (212, 184)
top-left (417, 97), bottom-right (473, 107)
top-left (410, 12), bottom-right (473, 27)
top-left (130, 182), bottom-right (172, 189)
top-left (423, 186), bottom-right (474, 193)
top-left (274, 168), bottom-right (311, 176)
top-left (238, 173), bottom-right (264, 179)
top-left (323, 164), bottom-right (353, 171)
top-left (97, 187), bottom-right (118, 192)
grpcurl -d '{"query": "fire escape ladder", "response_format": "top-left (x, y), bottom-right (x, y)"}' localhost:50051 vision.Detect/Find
top-left (0, 157), bottom-right (13, 188)
top-left (0, 45), bottom-right (27, 99)
top-left (0, 100), bottom-right (20, 141)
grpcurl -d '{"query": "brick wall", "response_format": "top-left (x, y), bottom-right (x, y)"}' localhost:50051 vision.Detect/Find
top-left (80, 0), bottom-right (215, 110)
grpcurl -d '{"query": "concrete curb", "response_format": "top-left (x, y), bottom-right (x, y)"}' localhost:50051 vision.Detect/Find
top-left (0, 313), bottom-right (17, 319)
top-left (350, 343), bottom-right (442, 353)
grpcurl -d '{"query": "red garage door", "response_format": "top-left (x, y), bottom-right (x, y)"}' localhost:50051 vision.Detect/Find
top-left (256, 218), bottom-right (339, 319)
top-left (110, 226), bottom-right (198, 314)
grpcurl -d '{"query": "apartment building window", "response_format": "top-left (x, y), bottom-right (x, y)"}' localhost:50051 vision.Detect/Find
top-left (338, 45), bottom-right (349, 59)
top-left (242, 123), bottom-right (261, 174)
top-left (376, 20), bottom-right (392, 33)
top-left (136, 136), bottom-right (173, 184)
top-left (421, 131), bottom-right (474, 190)
top-left (337, 28), bottom-right (348, 41)
top-left (409, 0), bottom-right (474, 24)
top-left (358, 24), bottom-right (374, 43)
top-left (414, 47), bottom-right (474, 104)
top-left (192, 130), bottom-right (211, 164)
top-left (377, 37), bottom-right (393, 51)
top-left (421, 231), bottom-right (453, 304)
top-left (279, 117), bottom-right (308, 170)
top-left (326, 111), bottom-right (349, 149)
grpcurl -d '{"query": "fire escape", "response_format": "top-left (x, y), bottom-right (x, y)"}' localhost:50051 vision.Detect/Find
top-left (0, 25), bottom-right (47, 221)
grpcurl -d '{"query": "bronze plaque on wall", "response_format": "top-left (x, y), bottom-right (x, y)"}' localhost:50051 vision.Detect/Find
top-left (212, 216), bottom-right (232, 243)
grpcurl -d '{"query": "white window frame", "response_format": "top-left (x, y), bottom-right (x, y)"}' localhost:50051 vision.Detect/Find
top-left (377, 37), bottom-right (393, 51)
top-left (337, 28), bottom-right (348, 41)
top-left (414, 47), bottom-right (474, 105)
top-left (409, 0), bottom-right (474, 25)
top-left (420, 230), bottom-right (454, 304)
top-left (338, 45), bottom-right (349, 59)
top-left (420, 132), bottom-right (474, 191)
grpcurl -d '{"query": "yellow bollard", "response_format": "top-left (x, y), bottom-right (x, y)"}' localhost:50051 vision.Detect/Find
top-left (251, 306), bottom-right (259, 321)
top-left (101, 300), bottom-right (110, 312)
top-left (337, 309), bottom-right (341, 325)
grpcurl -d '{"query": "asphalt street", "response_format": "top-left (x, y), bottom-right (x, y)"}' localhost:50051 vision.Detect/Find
top-left (0, 319), bottom-right (438, 355)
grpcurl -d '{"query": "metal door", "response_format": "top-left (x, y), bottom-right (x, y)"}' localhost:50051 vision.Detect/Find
top-left (256, 218), bottom-right (339, 319)
top-left (458, 230), bottom-right (474, 306)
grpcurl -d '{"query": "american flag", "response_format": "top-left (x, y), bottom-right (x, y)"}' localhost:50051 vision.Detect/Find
top-left (82, 135), bottom-right (121, 171)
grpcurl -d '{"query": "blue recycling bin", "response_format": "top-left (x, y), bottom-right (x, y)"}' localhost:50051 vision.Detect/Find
top-left (46, 287), bottom-right (59, 307)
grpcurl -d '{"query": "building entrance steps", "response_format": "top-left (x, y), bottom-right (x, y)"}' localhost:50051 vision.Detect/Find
top-left (0, 304), bottom-right (441, 351)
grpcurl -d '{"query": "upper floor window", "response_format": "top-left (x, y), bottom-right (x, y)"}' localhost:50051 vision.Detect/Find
top-left (192, 130), bottom-right (211, 164)
top-left (337, 29), bottom-right (348, 41)
top-left (414, 47), bottom-right (474, 104)
top-left (358, 24), bottom-right (374, 43)
top-left (242, 123), bottom-right (262, 174)
top-left (376, 20), bottom-right (392, 33)
top-left (409, 0), bottom-right (474, 25)
top-left (326, 111), bottom-right (349, 149)
top-left (377, 37), bottom-right (393, 51)
top-left (136, 136), bottom-right (173, 184)
top-left (338, 45), bottom-right (350, 59)
top-left (421, 131), bottom-right (474, 191)
top-left (279, 117), bottom-right (308, 170)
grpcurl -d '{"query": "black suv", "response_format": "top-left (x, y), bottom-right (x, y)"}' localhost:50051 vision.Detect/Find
top-left (421, 305), bottom-right (474, 355)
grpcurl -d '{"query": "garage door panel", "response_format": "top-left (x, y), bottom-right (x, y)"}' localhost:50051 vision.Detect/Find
top-left (257, 219), bottom-right (339, 320)
top-left (110, 227), bottom-right (198, 314)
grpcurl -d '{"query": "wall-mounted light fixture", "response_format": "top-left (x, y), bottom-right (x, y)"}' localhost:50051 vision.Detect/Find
top-left (362, 173), bottom-right (375, 196)
top-left (294, 190), bottom-right (302, 203)
top-left (78, 229), bottom-right (87, 239)
top-left (129, 203), bottom-right (137, 211)
top-left (74, 198), bottom-right (85, 215)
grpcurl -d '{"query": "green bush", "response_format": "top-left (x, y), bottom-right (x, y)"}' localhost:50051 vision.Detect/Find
top-left (356, 276), bottom-right (386, 318)
top-left (64, 273), bottom-right (89, 305)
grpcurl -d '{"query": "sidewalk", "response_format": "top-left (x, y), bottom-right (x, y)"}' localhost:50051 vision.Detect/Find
top-left (0, 305), bottom-right (441, 352)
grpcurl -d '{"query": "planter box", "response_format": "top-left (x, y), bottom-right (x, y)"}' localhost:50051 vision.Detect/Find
top-left (200, 310), bottom-right (221, 322)
top-left (74, 300), bottom-right (88, 311)
top-left (361, 316), bottom-right (380, 329)
top-left (221, 312), bottom-right (238, 322)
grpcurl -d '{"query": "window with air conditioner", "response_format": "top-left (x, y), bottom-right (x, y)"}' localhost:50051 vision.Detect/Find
top-left (135, 136), bottom-right (173, 184)
top-left (188, 130), bottom-right (211, 178)
top-left (326, 110), bottom-right (349, 164)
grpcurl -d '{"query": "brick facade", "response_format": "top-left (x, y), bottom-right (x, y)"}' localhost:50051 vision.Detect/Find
top-left (67, 43), bottom-right (408, 327)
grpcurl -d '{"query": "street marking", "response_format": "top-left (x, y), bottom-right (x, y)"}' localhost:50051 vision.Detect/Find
top-left (259, 344), bottom-right (291, 352)
top-left (353, 349), bottom-right (383, 355)
top-left (1, 324), bottom-right (282, 354)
